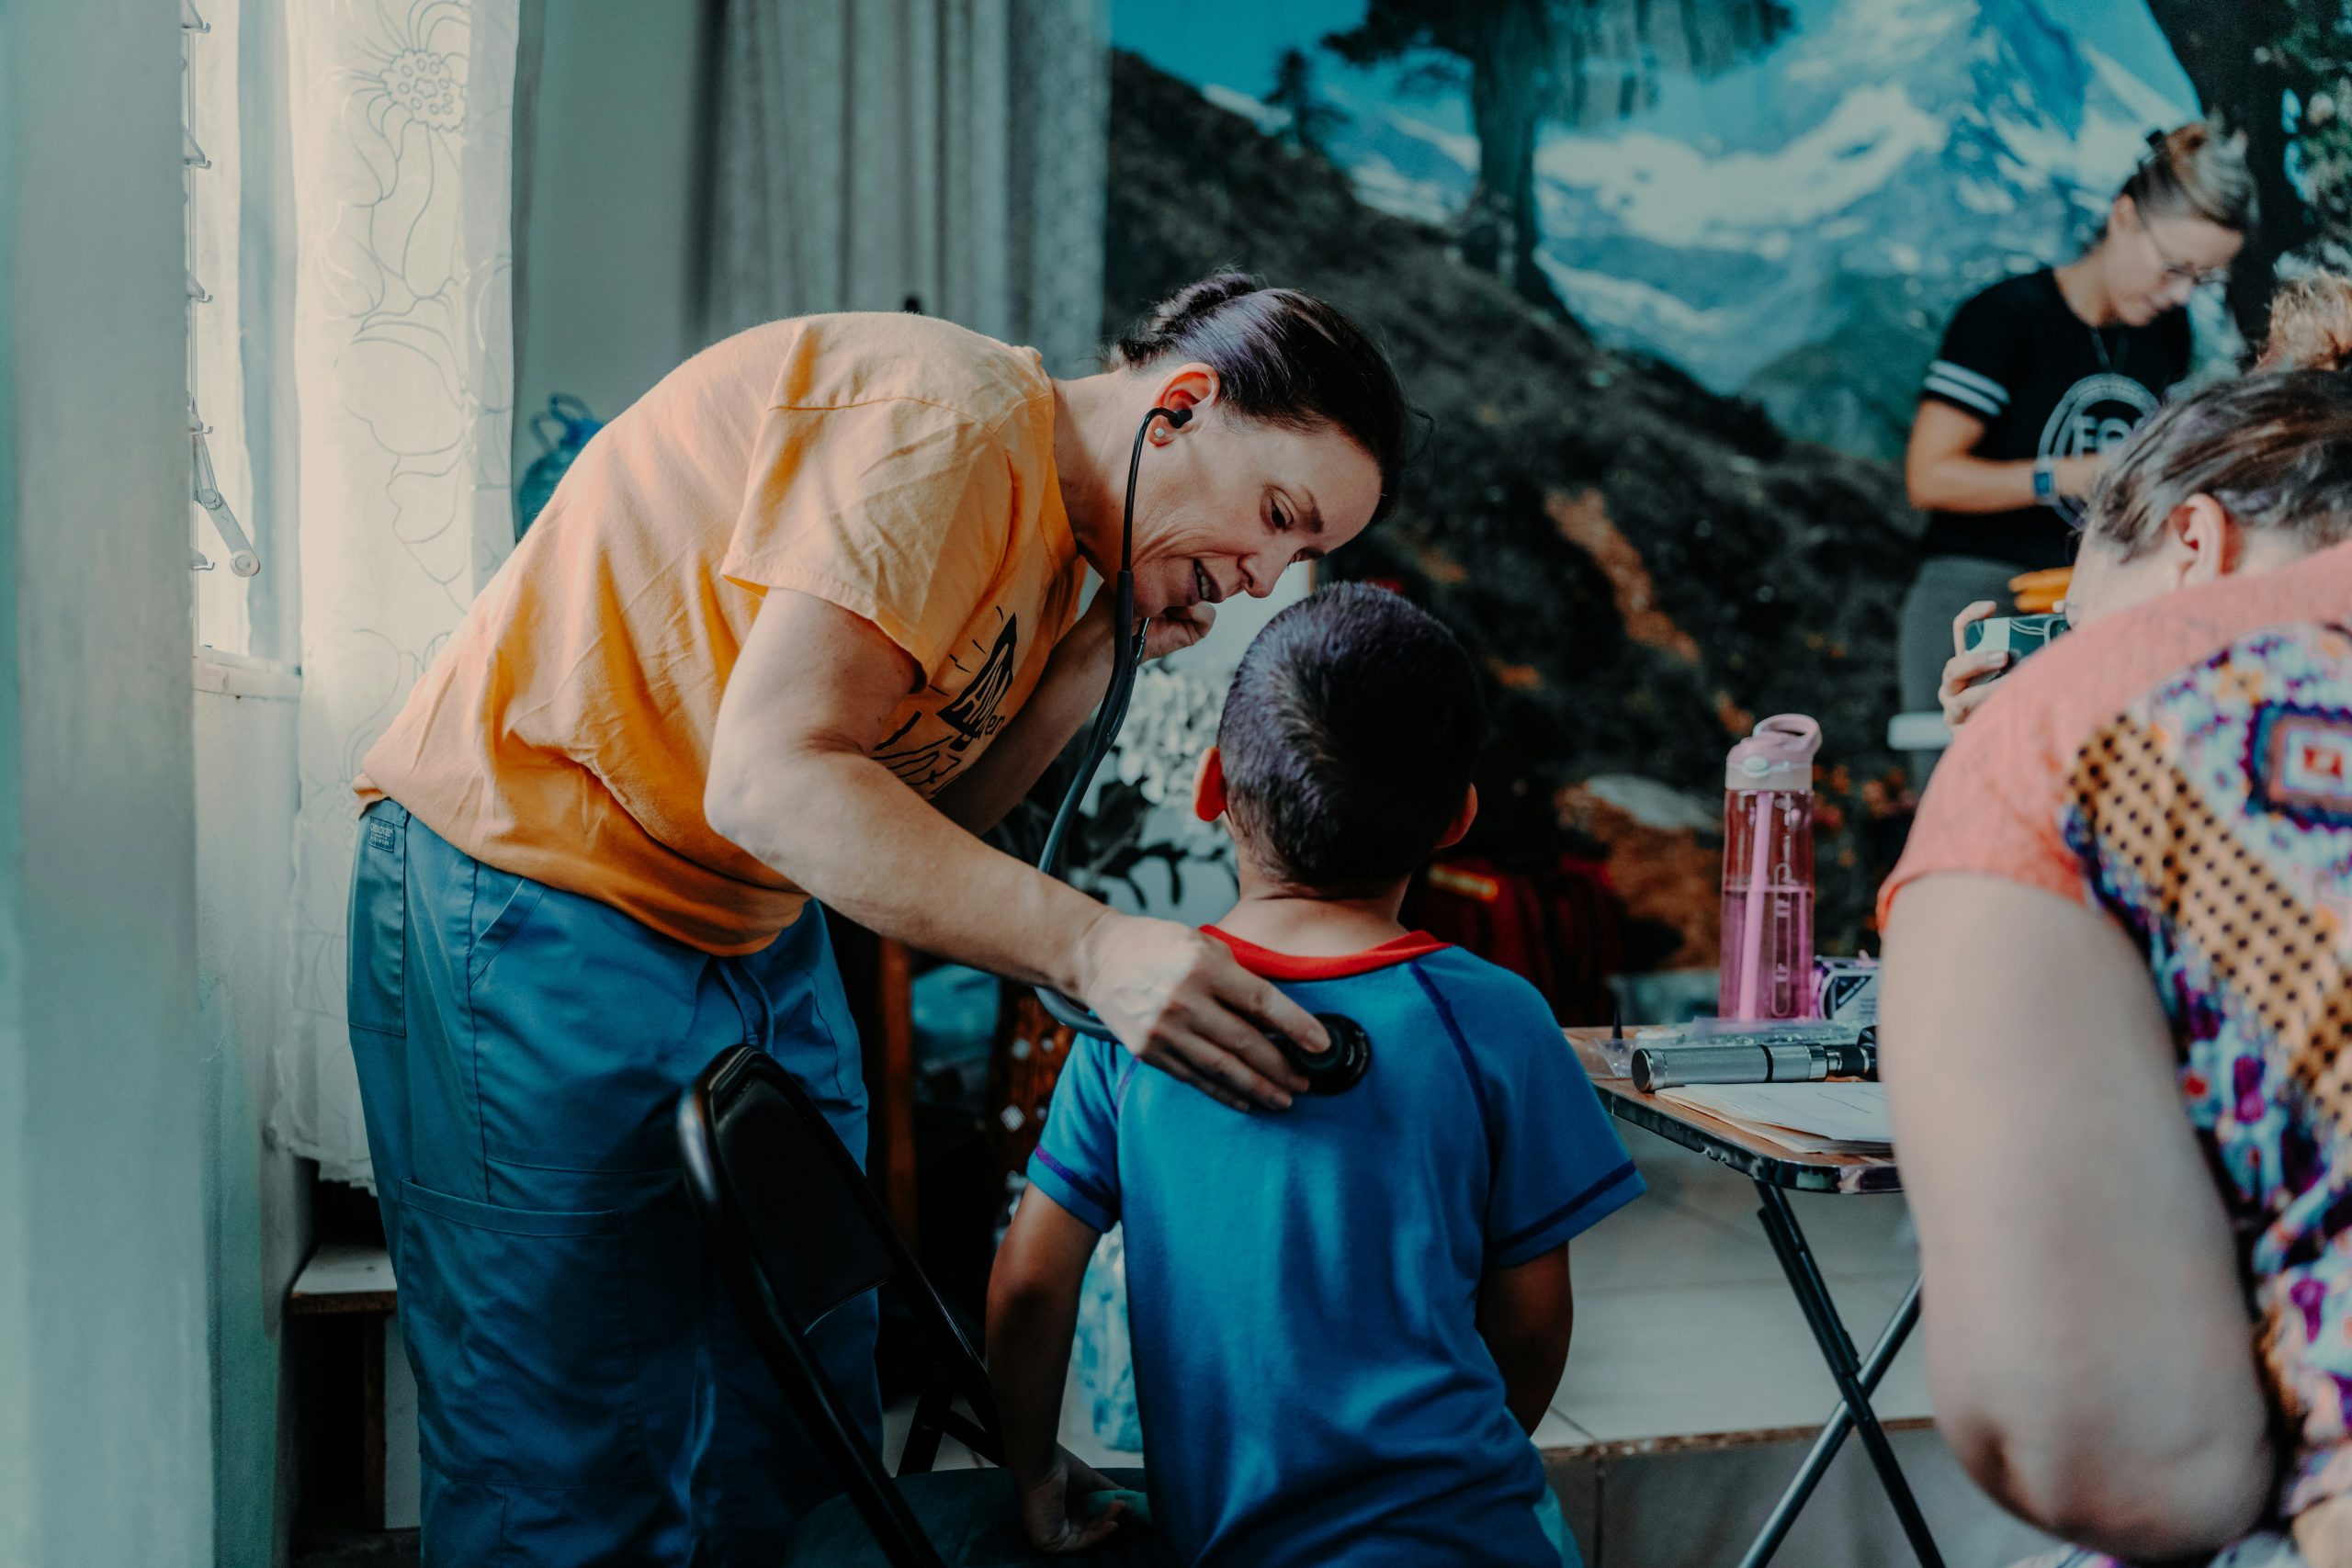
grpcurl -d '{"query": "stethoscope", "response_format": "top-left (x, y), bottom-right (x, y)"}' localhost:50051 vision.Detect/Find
top-left (1029, 404), bottom-right (1372, 1094)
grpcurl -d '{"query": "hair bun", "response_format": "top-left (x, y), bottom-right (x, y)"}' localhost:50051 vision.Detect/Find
top-left (1101, 272), bottom-right (1408, 525)
top-left (2260, 273), bottom-right (2352, 373)
top-left (2121, 118), bottom-right (2256, 234)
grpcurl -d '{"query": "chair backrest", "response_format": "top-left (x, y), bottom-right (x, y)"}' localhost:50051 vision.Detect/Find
top-left (677, 1045), bottom-right (1003, 1566)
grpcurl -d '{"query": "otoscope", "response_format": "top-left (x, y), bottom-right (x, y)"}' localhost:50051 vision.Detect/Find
top-left (1029, 404), bottom-right (1371, 1094)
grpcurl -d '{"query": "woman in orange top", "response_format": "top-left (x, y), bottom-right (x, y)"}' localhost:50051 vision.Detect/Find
top-left (345, 273), bottom-right (1407, 1563)
top-left (1880, 283), bottom-right (2352, 1566)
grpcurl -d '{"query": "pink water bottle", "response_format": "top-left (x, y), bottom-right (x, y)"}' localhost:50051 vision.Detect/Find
top-left (1718, 715), bottom-right (1821, 1021)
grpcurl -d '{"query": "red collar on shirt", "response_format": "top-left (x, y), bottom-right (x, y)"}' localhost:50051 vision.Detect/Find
top-left (1203, 926), bottom-right (1452, 980)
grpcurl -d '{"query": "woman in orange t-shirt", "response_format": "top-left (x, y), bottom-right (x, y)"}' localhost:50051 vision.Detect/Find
top-left (346, 273), bottom-right (1407, 1562)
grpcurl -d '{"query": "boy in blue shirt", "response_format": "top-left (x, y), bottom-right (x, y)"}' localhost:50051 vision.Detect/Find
top-left (987, 584), bottom-right (1644, 1564)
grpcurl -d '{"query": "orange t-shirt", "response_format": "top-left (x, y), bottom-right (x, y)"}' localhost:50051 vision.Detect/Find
top-left (358, 313), bottom-right (1087, 954)
top-left (1881, 536), bottom-right (2352, 922)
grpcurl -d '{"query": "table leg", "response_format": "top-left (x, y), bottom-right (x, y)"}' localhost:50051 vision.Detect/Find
top-left (1736, 1276), bottom-right (1919, 1568)
top-left (1746, 1182), bottom-right (1945, 1568)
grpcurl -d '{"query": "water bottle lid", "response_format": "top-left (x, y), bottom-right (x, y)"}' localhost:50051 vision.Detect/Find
top-left (1726, 713), bottom-right (1821, 793)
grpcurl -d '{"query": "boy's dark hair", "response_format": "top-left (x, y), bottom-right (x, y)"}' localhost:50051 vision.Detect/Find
top-left (1216, 583), bottom-right (1485, 895)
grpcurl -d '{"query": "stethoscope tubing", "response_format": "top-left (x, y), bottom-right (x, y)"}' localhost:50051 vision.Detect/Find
top-left (1034, 406), bottom-right (1181, 1042)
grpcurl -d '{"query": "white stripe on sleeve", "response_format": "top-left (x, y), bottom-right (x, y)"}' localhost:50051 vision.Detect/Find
top-left (1928, 359), bottom-right (2009, 407)
top-left (1922, 375), bottom-right (2003, 418)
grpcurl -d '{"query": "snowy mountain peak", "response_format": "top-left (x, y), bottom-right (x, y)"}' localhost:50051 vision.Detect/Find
top-left (1273, 0), bottom-right (2195, 457)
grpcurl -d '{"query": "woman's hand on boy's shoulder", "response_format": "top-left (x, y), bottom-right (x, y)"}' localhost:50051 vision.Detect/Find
top-left (1073, 913), bottom-right (1317, 1111)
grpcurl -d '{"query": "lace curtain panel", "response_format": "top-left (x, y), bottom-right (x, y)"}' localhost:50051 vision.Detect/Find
top-left (274, 1), bottom-right (521, 1188)
top-left (703, 0), bottom-right (1111, 377)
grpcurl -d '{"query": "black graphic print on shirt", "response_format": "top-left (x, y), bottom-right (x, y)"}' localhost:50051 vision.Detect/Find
top-left (875, 608), bottom-right (1021, 793)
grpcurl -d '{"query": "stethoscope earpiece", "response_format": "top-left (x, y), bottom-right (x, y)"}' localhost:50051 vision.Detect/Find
top-left (1279, 1013), bottom-right (1372, 1095)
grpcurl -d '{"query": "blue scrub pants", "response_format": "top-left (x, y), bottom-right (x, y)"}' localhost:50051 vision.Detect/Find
top-left (346, 800), bottom-right (881, 1565)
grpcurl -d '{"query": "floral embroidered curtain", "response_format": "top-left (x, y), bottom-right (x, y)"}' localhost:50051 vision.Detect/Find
top-left (275, 0), bottom-right (521, 1188)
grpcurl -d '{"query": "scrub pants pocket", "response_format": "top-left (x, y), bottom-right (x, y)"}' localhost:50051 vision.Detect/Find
top-left (394, 1179), bottom-right (650, 1490)
top-left (748, 908), bottom-right (864, 1108)
top-left (348, 802), bottom-right (408, 1035)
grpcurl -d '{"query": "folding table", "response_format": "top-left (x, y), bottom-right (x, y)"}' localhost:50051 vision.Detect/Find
top-left (1591, 1074), bottom-right (1943, 1568)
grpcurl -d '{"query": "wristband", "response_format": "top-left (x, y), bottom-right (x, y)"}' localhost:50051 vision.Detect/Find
top-left (2032, 456), bottom-right (2058, 506)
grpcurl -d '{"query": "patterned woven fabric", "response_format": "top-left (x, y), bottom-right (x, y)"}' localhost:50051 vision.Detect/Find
top-left (2065, 623), bottom-right (2352, 1516)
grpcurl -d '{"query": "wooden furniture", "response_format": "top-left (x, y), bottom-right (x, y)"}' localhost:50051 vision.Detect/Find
top-left (833, 923), bottom-right (922, 1245)
top-left (288, 1242), bottom-right (406, 1530)
top-left (1588, 1068), bottom-right (1940, 1568)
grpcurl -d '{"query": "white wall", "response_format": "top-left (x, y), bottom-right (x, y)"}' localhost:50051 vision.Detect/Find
top-left (193, 667), bottom-right (309, 1568)
top-left (512, 0), bottom-right (711, 489)
top-left (0, 2), bottom-right (217, 1563)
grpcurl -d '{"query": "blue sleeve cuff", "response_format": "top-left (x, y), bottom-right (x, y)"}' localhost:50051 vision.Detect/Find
top-left (1488, 1160), bottom-right (1645, 1268)
top-left (1026, 1145), bottom-right (1116, 1233)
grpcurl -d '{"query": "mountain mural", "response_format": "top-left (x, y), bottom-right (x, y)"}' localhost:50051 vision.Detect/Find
top-left (1201, 0), bottom-right (2211, 458)
top-left (1105, 49), bottom-right (1920, 971)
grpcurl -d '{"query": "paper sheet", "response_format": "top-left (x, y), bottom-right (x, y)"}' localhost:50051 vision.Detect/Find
top-left (1657, 1082), bottom-right (1892, 1152)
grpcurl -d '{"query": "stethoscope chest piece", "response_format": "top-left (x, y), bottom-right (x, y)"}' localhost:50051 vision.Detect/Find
top-left (1279, 1013), bottom-right (1372, 1095)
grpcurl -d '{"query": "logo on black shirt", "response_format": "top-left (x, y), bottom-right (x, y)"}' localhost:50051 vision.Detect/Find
top-left (2041, 373), bottom-right (2159, 525)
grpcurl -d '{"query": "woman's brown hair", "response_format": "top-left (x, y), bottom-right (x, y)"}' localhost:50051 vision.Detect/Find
top-left (2087, 277), bottom-right (2352, 559)
top-left (1114, 272), bottom-right (1408, 523)
top-left (2116, 121), bottom-right (2258, 236)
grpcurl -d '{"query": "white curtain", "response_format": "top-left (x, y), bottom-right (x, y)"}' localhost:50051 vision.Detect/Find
top-left (274, 0), bottom-right (521, 1188)
top-left (703, 0), bottom-right (1111, 376)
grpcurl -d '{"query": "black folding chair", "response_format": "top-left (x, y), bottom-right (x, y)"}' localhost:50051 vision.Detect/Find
top-left (677, 1044), bottom-right (1153, 1567)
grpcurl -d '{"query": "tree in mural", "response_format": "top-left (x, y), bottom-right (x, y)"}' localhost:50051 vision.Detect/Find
top-left (2146, 0), bottom-right (2352, 343)
top-left (1265, 48), bottom-right (1344, 158)
top-left (1325, 0), bottom-right (1793, 314)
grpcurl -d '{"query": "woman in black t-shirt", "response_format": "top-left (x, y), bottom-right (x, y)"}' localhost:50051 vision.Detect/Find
top-left (1896, 123), bottom-right (2255, 777)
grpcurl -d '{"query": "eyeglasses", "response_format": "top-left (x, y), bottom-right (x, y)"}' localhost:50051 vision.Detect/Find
top-left (2138, 214), bottom-right (2231, 290)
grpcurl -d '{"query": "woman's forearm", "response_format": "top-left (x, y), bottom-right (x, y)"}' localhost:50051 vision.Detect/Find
top-left (710, 746), bottom-right (1111, 991)
top-left (932, 616), bottom-right (1115, 836)
top-left (1906, 452), bottom-right (2040, 513)
top-left (1907, 452), bottom-right (2099, 514)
